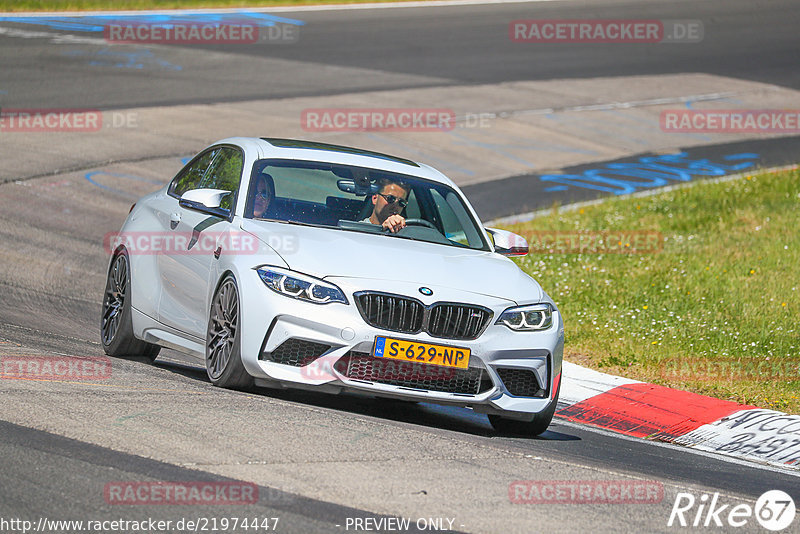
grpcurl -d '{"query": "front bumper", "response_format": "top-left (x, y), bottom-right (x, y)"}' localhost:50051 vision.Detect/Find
top-left (238, 271), bottom-right (564, 420)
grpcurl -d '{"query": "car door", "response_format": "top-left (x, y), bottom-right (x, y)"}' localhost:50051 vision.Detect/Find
top-left (157, 145), bottom-right (244, 339)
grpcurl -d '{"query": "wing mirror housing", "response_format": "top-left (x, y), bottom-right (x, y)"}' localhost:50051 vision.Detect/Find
top-left (179, 189), bottom-right (232, 218)
top-left (485, 227), bottom-right (529, 257)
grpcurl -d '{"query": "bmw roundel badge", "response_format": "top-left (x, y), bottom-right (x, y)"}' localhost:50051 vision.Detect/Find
top-left (419, 287), bottom-right (433, 296)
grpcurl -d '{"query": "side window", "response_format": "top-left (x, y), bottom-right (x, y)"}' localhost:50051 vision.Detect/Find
top-left (200, 147), bottom-right (244, 211)
top-left (430, 189), bottom-right (462, 238)
top-left (169, 148), bottom-right (219, 198)
top-left (430, 188), bottom-right (481, 247)
top-left (403, 189), bottom-right (421, 219)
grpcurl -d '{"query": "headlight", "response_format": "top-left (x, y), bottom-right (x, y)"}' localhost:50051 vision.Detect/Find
top-left (256, 266), bottom-right (348, 305)
top-left (496, 303), bottom-right (553, 331)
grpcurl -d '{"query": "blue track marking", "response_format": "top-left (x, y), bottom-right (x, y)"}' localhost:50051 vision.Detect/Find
top-left (85, 170), bottom-right (164, 198)
top-left (0, 12), bottom-right (304, 33)
top-left (539, 151), bottom-right (760, 194)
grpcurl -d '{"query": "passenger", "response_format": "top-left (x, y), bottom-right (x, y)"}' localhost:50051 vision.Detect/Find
top-left (252, 173), bottom-right (275, 218)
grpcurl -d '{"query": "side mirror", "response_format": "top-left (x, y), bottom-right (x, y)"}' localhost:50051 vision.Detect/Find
top-left (485, 227), bottom-right (529, 257)
top-left (179, 189), bottom-right (232, 218)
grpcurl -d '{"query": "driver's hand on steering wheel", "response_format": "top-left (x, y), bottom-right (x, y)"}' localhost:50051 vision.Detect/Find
top-left (382, 214), bottom-right (406, 233)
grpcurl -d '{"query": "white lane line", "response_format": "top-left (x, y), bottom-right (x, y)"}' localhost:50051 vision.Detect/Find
top-left (0, 25), bottom-right (107, 44)
top-left (455, 91), bottom-right (744, 123)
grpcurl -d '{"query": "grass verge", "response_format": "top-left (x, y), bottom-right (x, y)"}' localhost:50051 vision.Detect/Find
top-left (0, 0), bottom-right (416, 12)
top-left (502, 168), bottom-right (800, 414)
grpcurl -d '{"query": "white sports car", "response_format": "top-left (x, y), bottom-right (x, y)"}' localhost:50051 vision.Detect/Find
top-left (101, 137), bottom-right (564, 435)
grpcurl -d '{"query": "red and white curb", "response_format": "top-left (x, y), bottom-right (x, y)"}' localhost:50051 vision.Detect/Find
top-left (557, 361), bottom-right (800, 470)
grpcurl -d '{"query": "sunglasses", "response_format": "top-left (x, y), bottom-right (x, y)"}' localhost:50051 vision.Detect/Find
top-left (378, 193), bottom-right (408, 208)
top-left (255, 191), bottom-right (270, 200)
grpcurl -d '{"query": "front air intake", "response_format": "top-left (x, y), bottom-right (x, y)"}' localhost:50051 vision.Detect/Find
top-left (262, 338), bottom-right (331, 367)
top-left (496, 368), bottom-right (545, 397)
top-left (334, 352), bottom-right (492, 395)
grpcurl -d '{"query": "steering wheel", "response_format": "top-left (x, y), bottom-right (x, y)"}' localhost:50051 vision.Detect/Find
top-left (403, 218), bottom-right (437, 230)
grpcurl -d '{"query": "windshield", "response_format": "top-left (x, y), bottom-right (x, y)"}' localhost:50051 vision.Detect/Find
top-left (243, 159), bottom-right (490, 251)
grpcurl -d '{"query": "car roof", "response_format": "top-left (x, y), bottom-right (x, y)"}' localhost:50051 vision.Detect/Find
top-left (212, 136), bottom-right (457, 188)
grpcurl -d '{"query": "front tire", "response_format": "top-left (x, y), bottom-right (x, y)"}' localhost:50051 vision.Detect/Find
top-left (205, 275), bottom-right (253, 390)
top-left (489, 379), bottom-right (560, 436)
top-left (100, 251), bottom-right (160, 361)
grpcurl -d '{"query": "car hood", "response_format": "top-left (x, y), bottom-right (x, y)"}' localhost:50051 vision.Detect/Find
top-left (241, 220), bottom-right (543, 304)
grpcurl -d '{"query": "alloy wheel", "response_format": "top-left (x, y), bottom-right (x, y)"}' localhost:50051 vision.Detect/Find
top-left (206, 279), bottom-right (239, 379)
top-left (101, 254), bottom-right (127, 345)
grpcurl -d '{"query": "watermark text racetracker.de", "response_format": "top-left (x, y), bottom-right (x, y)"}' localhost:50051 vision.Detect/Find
top-left (661, 110), bottom-right (800, 133)
top-left (104, 231), bottom-right (298, 256)
top-left (301, 108), bottom-right (457, 132)
top-left (104, 481), bottom-right (258, 505)
top-left (523, 230), bottom-right (663, 254)
top-left (509, 479), bottom-right (664, 504)
top-left (510, 19), bottom-right (703, 43)
top-left (1, 355), bottom-right (111, 380)
top-left (104, 22), bottom-right (299, 44)
top-left (0, 108), bottom-right (138, 132)
top-left (299, 356), bottom-right (461, 382)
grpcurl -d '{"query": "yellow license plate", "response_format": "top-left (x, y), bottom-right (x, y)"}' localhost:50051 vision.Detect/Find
top-left (373, 336), bottom-right (470, 369)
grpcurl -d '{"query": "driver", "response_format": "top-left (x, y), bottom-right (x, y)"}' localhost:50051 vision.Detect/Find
top-left (364, 178), bottom-right (410, 233)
